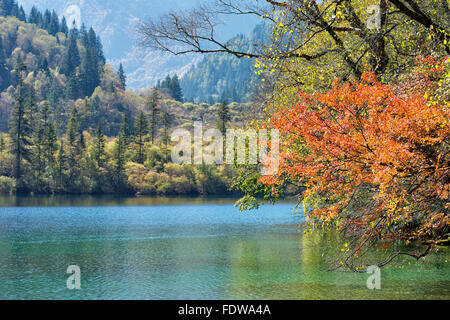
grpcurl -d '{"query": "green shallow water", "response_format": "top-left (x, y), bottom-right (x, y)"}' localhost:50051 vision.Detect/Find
top-left (0, 196), bottom-right (448, 300)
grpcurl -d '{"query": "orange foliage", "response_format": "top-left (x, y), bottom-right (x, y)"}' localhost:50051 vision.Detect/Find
top-left (260, 57), bottom-right (449, 249)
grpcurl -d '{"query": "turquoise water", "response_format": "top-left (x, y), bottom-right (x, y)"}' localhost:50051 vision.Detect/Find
top-left (0, 196), bottom-right (448, 300)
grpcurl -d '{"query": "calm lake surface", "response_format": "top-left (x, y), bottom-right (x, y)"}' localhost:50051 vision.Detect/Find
top-left (0, 195), bottom-right (448, 300)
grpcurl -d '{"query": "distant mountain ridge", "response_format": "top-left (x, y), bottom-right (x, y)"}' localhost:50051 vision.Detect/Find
top-left (180, 23), bottom-right (270, 104)
top-left (17, 0), bottom-right (258, 89)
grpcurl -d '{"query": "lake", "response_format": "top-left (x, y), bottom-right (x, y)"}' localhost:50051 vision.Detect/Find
top-left (0, 196), bottom-right (448, 300)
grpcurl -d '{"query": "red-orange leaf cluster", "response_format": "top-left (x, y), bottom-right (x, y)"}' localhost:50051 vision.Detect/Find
top-left (260, 57), bottom-right (449, 250)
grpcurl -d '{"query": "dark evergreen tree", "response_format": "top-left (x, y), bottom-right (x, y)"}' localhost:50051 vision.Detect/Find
top-left (120, 113), bottom-right (131, 146)
top-left (43, 9), bottom-right (51, 31)
top-left (32, 102), bottom-right (45, 185)
top-left (60, 17), bottom-right (69, 35)
top-left (161, 105), bottom-right (173, 161)
top-left (49, 10), bottom-right (60, 35)
top-left (146, 88), bottom-right (160, 144)
top-left (66, 107), bottom-right (80, 184)
top-left (118, 63), bottom-right (126, 90)
top-left (8, 57), bottom-right (32, 192)
top-left (56, 139), bottom-right (67, 191)
top-left (134, 111), bottom-right (148, 164)
top-left (28, 6), bottom-right (42, 25)
top-left (0, 35), bottom-right (9, 90)
top-left (0, 133), bottom-right (5, 152)
top-left (9, 1), bottom-right (17, 17)
top-left (80, 44), bottom-right (100, 97)
top-left (157, 74), bottom-right (183, 102)
top-left (47, 76), bottom-right (61, 110)
top-left (27, 86), bottom-right (38, 133)
top-left (17, 5), bottom-right (26, 22)
top-left (1, 0), bottom-right (15, 16)
top-left (36, 57), bottom-right (50, 75)
top-left (69, 20), bottom-right (79, 38)
top-left (80, 24), bottom-right (88, 46)
top-left (65, 74), bottom-right (79, 100)
top-left (61, 34), bottom-right (80, 76)
top-left (113, 126), bottom-right (127, 192)
top-left (169, 74), bottom-right (183, 102)
top-left (95, 35), bottom-right (106, 64)
top-left (30, 102), bottom-right (57, 192)
top-left (80, 31), bottom-right (99, 100)
top-left (42, 111), bottom-right (57, 167)
top-left (216, 101), bottom-right (231, 136)
top-left (93, 123), bottom-right (106, 168)
top-left (67, 107), bottom-right (79, 148)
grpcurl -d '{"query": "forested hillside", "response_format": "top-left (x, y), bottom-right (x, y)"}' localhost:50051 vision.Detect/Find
top-left (180, 24), bottom-right (269, 104)
top-left (0, 10), bottom-right (127, 135)
top-left (0, 2), bottom-right (251, 196)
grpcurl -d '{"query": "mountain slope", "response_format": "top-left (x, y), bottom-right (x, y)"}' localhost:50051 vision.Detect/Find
top-left (180, 24), bottom-right (269, 104)
top-left (18, 0), bottom-right (258, 89)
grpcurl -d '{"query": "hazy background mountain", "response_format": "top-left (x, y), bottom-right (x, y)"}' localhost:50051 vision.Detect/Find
top-left (181, 24), bottom-right (270, 104)
top-left (18, 0), bottom-right (258, 90)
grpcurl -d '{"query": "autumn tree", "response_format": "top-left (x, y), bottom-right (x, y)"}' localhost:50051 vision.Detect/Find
top-left (138, 0), bottom-right (449, 102)
top-left (255, 57), bottom-right (449, 269)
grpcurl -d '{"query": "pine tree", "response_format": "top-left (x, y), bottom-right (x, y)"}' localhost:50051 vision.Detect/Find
top-left (161, 104), bottom-right (173, 161)
top-left (47, 76), bottom-right (61, 109)
top-left (134, 111), bottom-right (148, 164)
top-left (170, 74), bottom-right (183, 102)
top-left (36, 57), bottom-right (50, 75)
top-left (1, 0), bottom-right (15, 16)
top-left (0, 133), bottom-right (5, 152)
top-left (80, 24), bottom-right (88, 46)
top-left (216, 101), bottom-right (231, 136)
top-left (56, 139), bottom-right (67, 191)
top-left (60, 17), bottom-right (69, 35)
top-left (120, 113), bottom-right (131, 146)
top-left (95, 35), bottom-right (106, 64)
top-left (8, 57), bottom-right (32, 192)
top-left (118, 63), bottom-right (126, 90)
top-left (65, 74), bottom-right (79, 100)
top-left (61, 34), bottom-right (80, 76)
top-left (113, 128), bottom-right (127, 192)
top-left (32, 100), bottom-right (46, 183)
top-left (28, 6), bottom-right (42, 25)
top-left (17, 5), bottom-right (26, 22)
top-left (67, 107), bottom-right (79, 148)
top-left (69, 21), bottom-right (79, 38)
top-left (43, 120), bottom-right (57, 167)
top-left (43, 9), bottom-right (51, 31)
top-left (66, 107), bottom-right (80, 183)
top-left (146, 88), bottom-right (160, 144)
top-left (93, 123), bottom-right (106, 168)
top-left (79, 44), bottom-right (100, 97)
top-left (27, 86), bottom-right (38, 126)
top-left (49, 10), bottom-right (59, 35)
top-left (0, 35), bottom-right (9, 90)
top-left (10, 1), bottom-right (18, 18)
